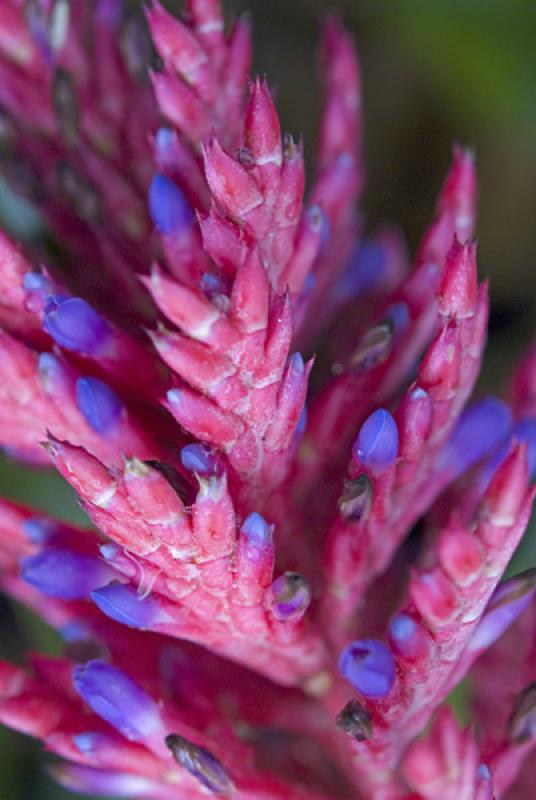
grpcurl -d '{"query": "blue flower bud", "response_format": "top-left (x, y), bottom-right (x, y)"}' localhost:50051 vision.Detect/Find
top-left (72, 660), bottom-right (163, 741)
top-left (74, 731), bottom-right (121, 758)
top-left (295, 406), bottom-right (307, 437)
top-left (21, 516), bottom-right (58, 544)
top-left (467, 569), bottom-right (536, 654)
top-left (354, 409), bottom-right (399, 471)
top-left (37, 353), bottom-right (66, 389)
top-left (290, 351), bottom-right (304, 374)
top-left (50, 763), bottom-right (155, 797)
top-left (76, 377), bottom-right (123, 434)
top-left (386, 302), bottom-right (409, 332)
top-left (44, 295), bottom-right (112, 354)
top-left (96, 0), bottom-right (124, 28)
top-left (339, 639), bottom-right (396, 698)
top-left (23, 271), bottom-right (52, 294)
top-left (439, 396), bottom-right (512, 478)
top-left (201, 273), bottom-right (231, 302)
top-left (92, 581), bottom-right (170, 629)
top-left (513, 418), bottom-right (536, 480)
top-left (389, 613), bottom-right (416, 644)
top-left (241, 512), bottom-right (272, 546)
top-left (148, 173), bottom-right (194, 235)
top-left (155, 127), bottom-right (174, 152)
top-left (21, 548), bottom-right (112, 599)
top-left (60, 621), bottom-right (94, 643)
top-left (73, 731), bottom-right (103, 755)
top-left (335, 239), bottom-right (386, 302)
top-left (180, 444), bottom-right (218, 475)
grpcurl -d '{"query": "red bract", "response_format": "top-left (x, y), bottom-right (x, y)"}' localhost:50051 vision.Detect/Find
top-left (0, 2), bottom-right (534, 799)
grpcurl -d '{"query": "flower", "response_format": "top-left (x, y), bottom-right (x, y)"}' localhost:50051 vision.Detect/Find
top-left (0, 1), bottom-right (534, 799)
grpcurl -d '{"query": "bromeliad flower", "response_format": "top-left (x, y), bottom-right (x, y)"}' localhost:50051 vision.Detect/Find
top-left (0, 2), bottom-right (534, 799)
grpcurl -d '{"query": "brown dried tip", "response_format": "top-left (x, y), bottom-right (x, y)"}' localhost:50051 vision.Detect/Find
top-left (508, 682), bottom-right (536, 744)
top-left (336, 700), bottom-right (373, 741)
top-left (165, 733), bottom-right (235, 795)
top-left (338, 475), bottom-right (373, 522)
top-left (52, 68), bottom-right (79, 144)
top-left (349, 319), bottom-right (394, 372)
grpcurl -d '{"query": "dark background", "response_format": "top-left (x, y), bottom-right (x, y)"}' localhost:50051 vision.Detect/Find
top-left (0, 1), bottom-right (535, 796)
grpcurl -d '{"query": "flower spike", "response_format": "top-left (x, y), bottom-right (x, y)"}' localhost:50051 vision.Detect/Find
top-left (0, 4), bottom-right (533, 800)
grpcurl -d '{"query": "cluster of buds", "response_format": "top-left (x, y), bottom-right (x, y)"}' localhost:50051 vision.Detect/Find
top-left (0, 1), bottom-right (534, 799)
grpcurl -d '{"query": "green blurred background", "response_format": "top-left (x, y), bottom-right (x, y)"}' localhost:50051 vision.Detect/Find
top-left (0, 0), bottom-right (535, 796)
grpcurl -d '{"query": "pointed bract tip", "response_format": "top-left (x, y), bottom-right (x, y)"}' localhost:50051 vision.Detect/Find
top-left (244, 76), bottom-right (281, 163)
top-left (438, 236), bottom-right (478, 319)
top-left (483, 441), bottom-right (529, 526)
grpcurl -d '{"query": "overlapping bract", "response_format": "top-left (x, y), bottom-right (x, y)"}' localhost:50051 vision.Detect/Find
top-left (0, 2), bottom-right (534, 799)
